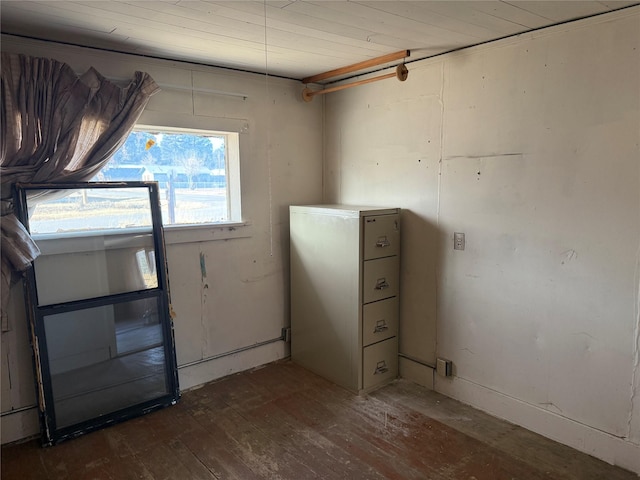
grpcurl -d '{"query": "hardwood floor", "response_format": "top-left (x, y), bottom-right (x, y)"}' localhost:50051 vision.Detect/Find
top-left (1, 361), bottom-right (636, 479)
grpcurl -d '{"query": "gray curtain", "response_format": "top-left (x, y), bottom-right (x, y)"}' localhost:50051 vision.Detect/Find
top-left (0, 52), bottom-right (160, 329)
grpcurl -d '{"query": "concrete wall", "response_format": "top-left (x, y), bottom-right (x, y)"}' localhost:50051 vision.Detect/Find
top-left (0, 36), bottom-right (323, 443)
top-left (323, 7), bottom-right (640, 474)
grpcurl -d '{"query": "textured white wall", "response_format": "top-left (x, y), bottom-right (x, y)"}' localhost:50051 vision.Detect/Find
top-left (323, 57), bottom-right (443, 382)
top-left (323, 7), bottom-right (640, 474)
top-left (0, 36), bottom-right (323, 443)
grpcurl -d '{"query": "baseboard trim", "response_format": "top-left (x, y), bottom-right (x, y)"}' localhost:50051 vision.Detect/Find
top-left (1, 408), bottom-right (40, 445)
top-left (178, 340), bottom-right (288, 391)
top-left (435, 375), bottom-right (640, 475)
top-left (399, 356), bottom-right (434, 389)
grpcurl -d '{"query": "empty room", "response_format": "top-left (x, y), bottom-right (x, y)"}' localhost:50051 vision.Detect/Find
top-left (1, 1), bottom-right (639, 478)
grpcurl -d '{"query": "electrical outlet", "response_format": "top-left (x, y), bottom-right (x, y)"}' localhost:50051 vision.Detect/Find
top-left (436, 358), bottom-right (453, 377)
top-left (454, 232), bottom-right (465, 250)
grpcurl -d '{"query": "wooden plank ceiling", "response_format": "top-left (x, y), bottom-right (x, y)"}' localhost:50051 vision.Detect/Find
top-left (1, 1), bottom-right (637, 82)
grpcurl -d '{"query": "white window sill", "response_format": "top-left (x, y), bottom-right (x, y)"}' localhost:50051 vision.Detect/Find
top-left (31, 222), bottom-right (252, 255)
top-left (163, 221), bottom-right (252, 245)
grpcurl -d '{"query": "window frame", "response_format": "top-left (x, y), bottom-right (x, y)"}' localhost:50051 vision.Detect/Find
top-left (116, 119), bottom-right (252, 245)
top-left (129, 124), bottom-right (242, 227)
top-left (14, 181), bottom-right (181, 446)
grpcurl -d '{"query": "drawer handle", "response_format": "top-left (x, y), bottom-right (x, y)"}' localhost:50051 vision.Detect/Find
top-left (374, 320), bottom-right (388, 333)
top-left (375, 278), bottom-right (389, 290)
top-left (376, 237), bottom-right (390, 248)
top-left (374, 361), bottom-right (389, 375)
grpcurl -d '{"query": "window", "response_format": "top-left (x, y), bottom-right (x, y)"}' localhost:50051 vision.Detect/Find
top-left (92, 126), bottom-right (242, 226)
top-left (15, 183), bottom-right (180, 445)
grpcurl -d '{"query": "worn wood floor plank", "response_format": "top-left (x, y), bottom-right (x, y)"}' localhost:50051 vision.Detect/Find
top-left (1, 361), bottom-right (637, 480)
top-left (193, 378), bottom-right (321, 479)
top-left (239, 390), bottom-right (384, 479)
top-left (0, 441), bottom-right (49, 480)
top-left (274, 389), bottom-right (435, 479)
top-left (230, 366), bottom-right (387, 479)
top-left (370, 381), bottom-right (637, 480)
top-left (173, 412), bottom-right (263, 480)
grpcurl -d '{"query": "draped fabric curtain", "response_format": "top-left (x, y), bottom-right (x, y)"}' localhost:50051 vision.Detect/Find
top-left (0, 52), bottom-right (160, 328)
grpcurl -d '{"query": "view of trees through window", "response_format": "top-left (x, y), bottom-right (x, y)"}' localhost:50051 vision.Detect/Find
top-left (99, 131), bottom-right (225, 181)
top-left (27, 128), bottom-right (238, 235)
top-left (92, 129), bottom-right (231, 225)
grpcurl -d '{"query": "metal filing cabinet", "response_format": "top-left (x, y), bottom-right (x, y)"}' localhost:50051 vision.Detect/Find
top-left (290, 205), bottom-right (400, 392)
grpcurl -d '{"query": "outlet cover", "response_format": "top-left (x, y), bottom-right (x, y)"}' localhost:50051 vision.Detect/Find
top-left (282, 327), bottom-right (291, 343)
top-left (436, 358), bottom-right (452, 377)
top-left (454, 232), bottom-right (465, 250)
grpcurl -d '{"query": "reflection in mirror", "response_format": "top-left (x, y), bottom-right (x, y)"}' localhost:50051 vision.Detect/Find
top-left (33, 232), bottom-right (158, 305)
top-left (27, 187), bottom-right (153, 234)
top-left (44, 298), bottom-right (168, 428)
top-left (26, 186), bottom-right (159, 305)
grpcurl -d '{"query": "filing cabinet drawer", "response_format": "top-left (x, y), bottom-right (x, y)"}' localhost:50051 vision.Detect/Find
top-left (362, 297), bottom-right (398, 347)
top-left (363, 214), bottom-right (400, 260)
top-left (362, 256), bottom-right (399, 304)
top-left (363, 337), bottom-right (398, 390)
